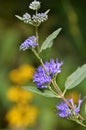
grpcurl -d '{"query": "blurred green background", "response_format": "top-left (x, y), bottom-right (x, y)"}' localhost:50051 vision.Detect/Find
top-left (0, 0), bottom-right (86, 130)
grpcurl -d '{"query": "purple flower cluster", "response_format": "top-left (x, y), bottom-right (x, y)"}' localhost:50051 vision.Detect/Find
top-left (20, 36), bottom-right (38, 51)
top-left (33, 58), bottom-right (63, 88)
top-left (56, 98), bottom-right (83, 118)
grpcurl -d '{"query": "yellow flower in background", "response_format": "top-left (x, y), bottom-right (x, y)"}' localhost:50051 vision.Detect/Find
top-left (6, 104), bottom-right (38, 127)
top-left (9, 64), bottom-right (35, 84)
top-left (7, 86), bottom-right (33, 103)
top-left (6, 64), bottom-right (38, 128)
top-left (66, 91), bottom-right (79, 104)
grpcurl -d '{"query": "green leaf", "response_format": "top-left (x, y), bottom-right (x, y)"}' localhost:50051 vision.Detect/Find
top-left (40, 28), bottom-right (62, 53)
top-left (23, 86), bottom-right (57, 98)
top-left (65, 64), bottom-right (86, 90)
top-left (15, 15), bottom-right (23, 21)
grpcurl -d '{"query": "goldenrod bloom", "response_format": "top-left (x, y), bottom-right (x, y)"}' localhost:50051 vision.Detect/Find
top-left (9, 64), bottom-right (35, 84)
top-left (7, 86), bottom-right (33, 103)
top-left (6, 104), bottom-right (38, 127)
top-left (66, 91), bottom-right (79, 104)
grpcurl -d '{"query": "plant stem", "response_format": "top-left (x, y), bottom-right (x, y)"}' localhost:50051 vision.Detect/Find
top-left (48, 85), bottom-right (60, 98)
top-left (63, 89), bottom-right (67, 95)
top-left (35, 26), bottom-right (39, 43)
top-left (35, 25), bottom-right (40, 53)
top-left (35, 9), bottom-right (39, 53)
top-left (32, 49), bottom-right (49, 75)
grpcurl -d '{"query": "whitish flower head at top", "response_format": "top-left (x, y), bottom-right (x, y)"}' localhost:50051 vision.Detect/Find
top-left (16, 10), bottom-right (50, 26)
top-left (33, 58), bottom-right (63, 88)
top-left (56, 98), bottom-right (83, 118)
top-left (20, 36), bottom-right (38, 51)
top-left (29, 0), bottom-right (40, 10)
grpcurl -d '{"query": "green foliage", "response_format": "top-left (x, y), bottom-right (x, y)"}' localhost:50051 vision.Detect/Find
top-left (15, 15), bottom-right (23, 21)
top-left (23, 86), bottom-right (57, 98)
top-left (40, 28), bottom-right (62, 53)
top-left (65, 64), bottom-right (86, 90)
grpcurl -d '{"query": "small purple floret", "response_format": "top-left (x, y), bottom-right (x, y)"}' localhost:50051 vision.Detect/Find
top-left (20, 36), bottom-right (38, 51)
top-left (33, 58), bottom-right (63, 88)
top-left (33, 66), bottom-right (51, 88)
top-left (56, 98), bottom-right (83, 118)
top-left (44, 58), bottom-right (63, 76)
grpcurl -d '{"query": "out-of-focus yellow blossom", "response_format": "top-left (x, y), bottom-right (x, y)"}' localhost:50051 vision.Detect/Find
top-left (9, 64), bottom-right (35, 84)
top-left (7, 86), bottom-right (33, 103)
top-left (6, 104), bottom-right (38, 127)
top-left (6, 64), bottom-right (38, 128)
top-left (66, 91), bottom-right (79, 104)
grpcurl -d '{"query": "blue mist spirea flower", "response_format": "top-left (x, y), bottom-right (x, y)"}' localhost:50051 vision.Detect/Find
top-left (29, 0), bottom-right (40, 10)
top-left (20, 36), bottom-right (38, 51)
top-left (56, 98), bottom-right (83, 118)
top-left (33, 58), bottom-right (63, 88)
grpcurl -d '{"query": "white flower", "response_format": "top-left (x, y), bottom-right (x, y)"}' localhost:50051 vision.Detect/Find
top-left (29, 0), bottom-right (40, 10)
